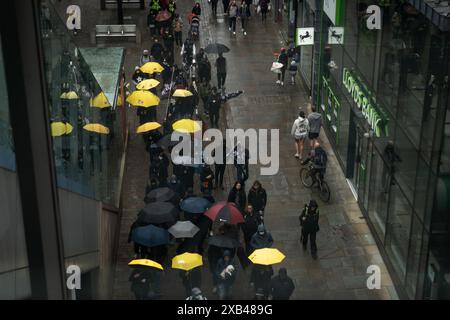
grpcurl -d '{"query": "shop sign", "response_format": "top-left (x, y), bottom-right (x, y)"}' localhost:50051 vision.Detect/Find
top-left (342, 68), bottom-right (389, 137)
top-left (323, 0), bottom-right (343, 26)
top-left (328, 27), bottom-right (344, 44)
top-left (296, 27), bottom-right (314, 46)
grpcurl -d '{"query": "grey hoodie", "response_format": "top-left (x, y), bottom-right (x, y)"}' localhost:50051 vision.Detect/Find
top-left (308, 112), bottom-right (323, 134)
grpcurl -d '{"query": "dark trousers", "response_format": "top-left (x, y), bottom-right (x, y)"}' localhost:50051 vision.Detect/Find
top-left (301, 229), bottom-right (317, 253)
top-left (229, 17), bottom-right (237, 31)
top-left (210, 111), bottom-right (220, 128)
top-left (278, 68), bottom-right (286, 82)
top-left (215, 164), bottom-right (226, 187)
top-left (217, 72), bottom-right (226, 88)
top-left (175, 31), bottom-right (182, 46)
top-left (241, 18), bottom-right (246, 31)
top-left (212, 0), bottom-right (218, 15)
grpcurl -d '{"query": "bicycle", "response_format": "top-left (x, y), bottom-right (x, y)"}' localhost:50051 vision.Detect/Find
top-left (299, 161), bottom-right (331, 203)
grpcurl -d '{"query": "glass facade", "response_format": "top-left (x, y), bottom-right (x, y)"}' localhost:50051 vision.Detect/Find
top-left (311, 0), bottom-right (450, 299)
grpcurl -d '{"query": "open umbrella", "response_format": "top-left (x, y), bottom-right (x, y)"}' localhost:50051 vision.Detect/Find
top-left (138, 201), bottom-right (179, 225)
top-left (205, 201), bottom-right (244, 225)
top-left (128, 259), bottom-right (164, 270)
top-left (90, 92), bottom-right (111, 108)
top-left (60, 91), bottom-right (79, 100)
top-left (127, 90), bottom-right (160, 107)
top-left (136, 79), bottom-right (160, 90)
top-left (180, 197), bottom-right (211, 214)
top-left (136, 122), bottom-right (161, 134)
top-left (83, 123), bottom-right (110, 134)
top-left (168, 221), bottom-right (200, 238)
top-left (248, 248), bottom-right (286, 266)
top-left (140, 62), bottom-right (164, 74)
top-left (172, 119), bottom-right (202, 134)
top-left (131, 224), bottom-right (170, 247)
top-left (172, 253), bottom-right (203, 271)
top-left (155, 10), bottom-right (172, 22)
top-left (51, 122), bottom-right (73, 137)
top-left (172, 89), bottom-right (193, 98)
top-left (204, 43), bottom-right (230, 55)
top-left (157, 133), bottom-right (189, 149)
top-left (207, 235), bottom-right (240, 248)
top-left (144, 187), bottom-right (177, 204)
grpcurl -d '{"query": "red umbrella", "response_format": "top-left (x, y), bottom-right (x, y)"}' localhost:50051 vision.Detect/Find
top-left (156, 10), bottom-right (172, 22)
top-left (204, 201), bottom-right (244, 225)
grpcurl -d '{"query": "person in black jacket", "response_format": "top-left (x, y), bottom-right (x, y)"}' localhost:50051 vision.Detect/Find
top-left (248, 180), bottom-right (267, 213)
top-left (228, 181), bottom-right (247, 212)
top-left (200, 164), bottom-right (215, 193)
top-left (208, 87), bottom-right (222, 128)
top-left (241, 204), bottom-right (261, 254)
top-left (276, 47), bottom-right (289, 86)
top-left (213, 139), bottom-right (228, 190)
top-left (179, 267), bottom-right (202, 298)
top-left (299, 199), bottom-right (320, 258)
top-left (215, 54), bottom-right (227, 89)
top-left (250, 265), bottom-right (273, 299)
top-left (151, 38), bottom-right (164, 62)
top-left (192, 2), bottom-right (202, 15)
top-left (269, 268), bottom-right (295, 300)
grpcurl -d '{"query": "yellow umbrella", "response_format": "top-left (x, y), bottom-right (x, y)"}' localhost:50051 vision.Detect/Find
top-left (128, 259), bottom-right (164, 270)
top-left (51, 122), bottom-right (73, 137)
top-left (65, 123), bottom-right (74, 135)
top-left (248, 248), bottom-right (286, 266)
top-left (90, 92), bottom-right (111, 108)
top-left (140, 62), bottom-right (164, 74)
top-left (172, 253), bottom-right (203, 271)
top-left (172, 89), bottom-right (193, 98)
top-left (172, 119), bottom-right (202, 134)
top-left (117, 94), bottom-right (123, 107)
top-left (136, 79), bottom-right (161, 90)
top-left (126, 90), bottom-right (160, 107)
top-left (83, 123), bottom-right (110, 134)
top-left (60, 91), bottom-right (79, 100)
top-left (136, 122), bottom-right (162, 133)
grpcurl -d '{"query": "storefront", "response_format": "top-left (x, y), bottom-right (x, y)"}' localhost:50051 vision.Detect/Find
top-left (314, 0), bottom-right (450, 299)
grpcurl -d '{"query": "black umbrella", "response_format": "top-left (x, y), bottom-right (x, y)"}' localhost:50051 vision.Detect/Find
top-left (144, 187), bottom-right (177, 204)
top-left (204, 43), bottom-right (230, 55)
top-left (138, 201), bottom-right (179, 225)
top-left (157, 133), bottom-right (189, 149)
top-left (207, 235), bottom-right (240, 248)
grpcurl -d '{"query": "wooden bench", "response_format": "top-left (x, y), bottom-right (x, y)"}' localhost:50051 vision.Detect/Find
top-left (100, 0), bottom-right (145, 10)
top-left (91, 25), bottom-right (141, 44)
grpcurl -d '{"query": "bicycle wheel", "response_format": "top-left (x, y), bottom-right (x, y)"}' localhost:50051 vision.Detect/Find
top-left (300, 167), bottom-right (314, 188)
top-left (319, 180), bottom-right (331, 203)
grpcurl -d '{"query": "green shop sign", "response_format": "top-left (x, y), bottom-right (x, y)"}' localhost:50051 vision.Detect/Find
top-left (342, 68), bottom-right (389, 137)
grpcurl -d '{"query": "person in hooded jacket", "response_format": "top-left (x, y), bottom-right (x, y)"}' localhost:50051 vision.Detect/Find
top-left (299, 199), bottom-right (320, 257)
top-left (228, 181), bottom-right (247, 212)
top-left (248, 180), bottom-right (267, 213)
top-left (291, 110), bottom-right (310, 160)
top-left (307, 106), bottom-right (323, 147)
top-left (215, 250), bottom-right (237, 299)
top-left (276, 47), bottom-right (289, 86)
top-left (250, 264), bottom-right (273, 299)
top-left (269, 267), bottom-right (295, 300)
top-left (241, 204), bottom-right (260, 255)
top-left (250, 224), bottom-right (274, 251)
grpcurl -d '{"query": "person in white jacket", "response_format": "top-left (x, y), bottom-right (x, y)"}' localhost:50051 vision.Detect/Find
top-left (291, 110), bottom-right (309, 160)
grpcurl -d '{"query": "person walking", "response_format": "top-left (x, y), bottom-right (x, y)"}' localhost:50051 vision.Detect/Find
top-left (199, 81), bottom-right (212, 115)
top-left (214, 139), bottom-right (228, 190)
top-left (215, 250), bottom-right (237, 299)
top-left (222, 0), bottom-right (231, 14)
top-left (228, 181), bottom-right (247, 212)
top-left (241, 204), bottom-right (260, 255)
top-left (238, 0), bottom-right (249, 35)
top-left (179, 268), bottom-right (202, 298)
top-left (276, 47), bottom-right (288, 86)
top-left (299, 199), bottom-right (320, 258)
top-left (248, 180), bottom-right (267, 214)
top-left (291, 110), bottom-right (309, 160)
top-left (211, 0), bottom-right (219, 15)
top-left (208, 87), bottom-right (222, 128)
top-left (259, 0), bottom-right (269, 22)
top-left (228, 1), bottom-right (238, 35)
top-left (215, 53), bottom-right (227, 90)
top-left (269, 268), bottom-right (295, 300)
top-left (172, 14), bottom-right (183, 46)
top-left (151, 38), bottom-right (164, 62)
top-left (307, 106), bottom-right (323, 147)
top-left (250, 265), bottom-right (273, 299)
top-left (250, 224), bottom-right (274, 250)
top-left (140, 49), bottom-right (151, 65)
top-left (200, 164), bottom-right (214, 194)
top-left (192, 2), bottom-right (202, 16)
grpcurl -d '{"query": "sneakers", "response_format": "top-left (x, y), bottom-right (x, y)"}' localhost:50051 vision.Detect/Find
top-left (243, 31), bottom-right (247, 36)
top-left (295, 153), bottom-right (299, 159)
top-left (229, 27), bottom-right (231, 31)
top-left (233, 31), bottom-right (236, 35)
top-left (281, 81), bottom-right (284, 86)
top-left (276, 80), bottom-right (281, 84)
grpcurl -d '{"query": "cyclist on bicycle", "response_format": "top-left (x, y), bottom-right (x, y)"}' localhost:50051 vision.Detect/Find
top-left (302, 141), bottom-right (327, 183)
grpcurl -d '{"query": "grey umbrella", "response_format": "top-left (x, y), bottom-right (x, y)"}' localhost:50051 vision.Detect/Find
top-left (168, 221), bottom-right (200, 238)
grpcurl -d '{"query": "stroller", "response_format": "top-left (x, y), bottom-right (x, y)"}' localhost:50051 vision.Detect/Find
top-left (189, 14), bottom-right (200, 41)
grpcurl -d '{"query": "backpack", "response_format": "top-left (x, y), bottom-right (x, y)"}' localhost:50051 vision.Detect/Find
top-left (314, 148), bottom-right (328, 167)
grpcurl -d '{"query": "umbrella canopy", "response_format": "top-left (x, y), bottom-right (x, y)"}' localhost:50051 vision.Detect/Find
top-left (60, 91), bottom-right (79, 100)
top-left (172, 119), bottom-right (202, 134)
top-left (140, 62), bottom-right (164, 74)
top-left (204, 43), bottom-right (230, 54)
top-left (90, 92), bottom-right (111, 108)
top-left (204, 201), bottom-right (244, 225)
top-left (136, 122), bottom-right (161, 134)
top-left (127, 90), bottom-right (160, 107)
top-left (248, 248), bottom-right (286, 266)
top-left (144, 187), bottom-right (177, 204)
top-left (157, 133), bottom-right (189, 149)
top-left (180, 197), bottom-right (211, 214)
top-left (83, 123), bottom-right (110, 134)
top-left (128, 259), bottom-right (164, 270)
top-left (172, 89), bottom-right (193, 98)
top-left (207, 235), bottom-right (240, 248)
top-left (168, 221), bottom-right (200, 238)
top-left (138, 201), bottom-right (179, 225)
top-left (131, 224), bottom-right (170, 247)
top-left (172, 253), bottom-right (203, 271)
top-left (51, 122), bottom-right (73, 137)
top-left (155, 10), bottom-right (172, 22)
top-left (136, 78), bottom-right (160, 90)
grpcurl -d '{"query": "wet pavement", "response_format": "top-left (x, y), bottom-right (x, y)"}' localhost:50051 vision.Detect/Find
top-left (55, 0), bottom-right (398, 300)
